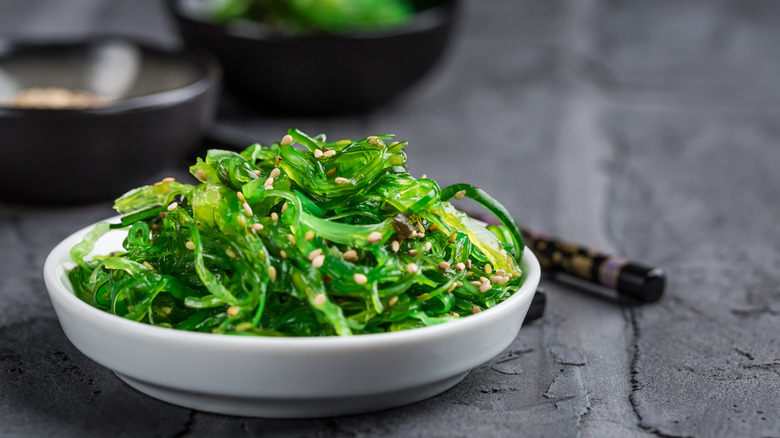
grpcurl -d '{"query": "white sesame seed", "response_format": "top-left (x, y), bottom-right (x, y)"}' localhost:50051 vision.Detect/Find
top-left (409, 230), bottom-right (419, 239)
top-left (367, 136), bottom-right (378, 145)
top-left (265, 184), bottom-right (274, 191)
top-left (270, 168), bottom-right (281, 179)
top-left (391, 240), bottom-right (400, 253)
top-left (287, 234), bottom-right (296, 245)
top-left (323, 149), bottom-right (336, 158)
top-left (447, 282), bottom-right (457, 293)
top-left (454, 189), bottom-right (467, 200)
top-left (438, 261), bottom-right (451, 269)
top-left (167, 202), bottom-right (178, 211)
top-left (470, 281), bottom-right (482, 287)
top-left (314, 149), bottom-right (323, 158)
top-left (236, 191), bottom-right (246, 202)
top-left (479, 276), bottom-right (489, 283)
top-left (235, 322), bottom-right (253, 332)
top-left (449, 232), bottom-right (457, 243)
top-left (424, 242), bottom-right (432, 252)
top-left (408, 249), bottom-right (419, 257)
top-left (496, 269), bottom-right (506, 276)
top-left (281, 202), bottom-right (288, 214)
top-left (313, 293), bottom-right (326, 306)
top-left (354, 273), bottom-right (368, 285)
top-left (225, 248), bottom-right (238, 259)
top-left (406, 263), bottom-right (418, 273)
top-left (195, 170), bottom-right (207, 181)
top-left (268, 266), bottom-right (277, 282)
top-left (253, 223), bottom-right (264, 232)
top-left (252, 169), bottom-right (262, 176)
top-left (335, 139), bottom-right (351, 146)
top-left (420, 174), bottom-right (427, 179)
top-left (485, 264), bottom-right (492, 274)
top-left (479, 283), bottom-right (492, 293)
top-left (305, 230), bottom-right (315, 242)
top-left (489, 275), bottom-right (502, 283)
top-left (280, 250), bottom-right (287, 259)
top-left (456, 281), bottom-right (463, 287)
top-left (455, 262), bottom-right (465, 271)
top-left (185, 241), bottom-right (195, 250)
top-left (334, 177), bottom-right (349, 185)
top-left (308, 248), bottom-right (323, 261)
top-left (388, 296), bottom-right (399, 306)
top-left (243, 202), bottom-right (253, 216)
top-left (237, 215), bottom-right (247, 226)
top-left (499, 276), bottom-right (510, 284)
top-left (271, 212), bottom-right (279, 221)
top-left (281, 135), bottom-right (293, 146)
top-left (343, 249), bottom-right (358, 261)
top-left (264, 177), bottom-right (274, 186)
top-left (227, 306), bottom-right (240, 317)
top-left (312, 254), bottom-right (325, 268)
top-left (471, 306), bottom-right (481, 314)
top-left (162, 177), bottom-right (175, 183)
top-left (466, 259), bottom-right (472, 270)
top-left (450, 312), bottom-right (460, 317)
top-left (366, 231), bottom-right (382, 243)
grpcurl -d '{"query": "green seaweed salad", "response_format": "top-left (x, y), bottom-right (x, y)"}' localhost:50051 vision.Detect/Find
top-left (68, 130), bottom-right (525, 337)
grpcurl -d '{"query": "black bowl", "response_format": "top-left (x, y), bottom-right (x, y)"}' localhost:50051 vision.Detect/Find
top-left (0, 37), bottom-right (220, 204)
top-left (166, 0), bottom-right (457, 114)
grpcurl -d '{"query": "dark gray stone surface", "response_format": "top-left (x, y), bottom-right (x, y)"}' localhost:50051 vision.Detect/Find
top-left (1, 0), bottom-right (779, 437)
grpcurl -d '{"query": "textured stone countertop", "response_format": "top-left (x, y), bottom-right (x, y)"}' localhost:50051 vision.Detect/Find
top-left (1, 1), bottom-right (779, 437)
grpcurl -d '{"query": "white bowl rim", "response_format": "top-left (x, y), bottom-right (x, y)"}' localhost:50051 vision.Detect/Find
top-left (44, 216), bottom-right (540, 349)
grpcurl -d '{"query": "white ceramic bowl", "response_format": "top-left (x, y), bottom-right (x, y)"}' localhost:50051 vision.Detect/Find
top-left (43, 219), bottom-right (540, 418)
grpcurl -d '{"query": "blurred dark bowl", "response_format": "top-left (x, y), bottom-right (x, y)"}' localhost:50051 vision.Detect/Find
top-left (166, 0), bottom-right (457, 114)
top-left (0, 37), bottom-right (220, 204)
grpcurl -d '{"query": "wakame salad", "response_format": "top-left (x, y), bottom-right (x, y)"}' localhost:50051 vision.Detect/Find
top-left (68, 130), bottom-right (525, 337)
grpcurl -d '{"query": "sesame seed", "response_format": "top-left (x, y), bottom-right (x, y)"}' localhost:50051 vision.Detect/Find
top-left (243, 202), bottom-right (253, 216)
top-left (308, 248), bottom-right (323, 261)
top-left (271, 212), bottom-right (279, 221)
top-left (235, 322), bottom-right (253, 332)
top-left (438, 261), bottom-right (451, 269)
top-left (225, 248), bottom-right (238, 259)
top-left (185, 241), bottom-right (195, 250)
top-left (253, 223), bottom-right (264, 232)
top-left (485, 264), bottom-right (492, 274)
top-left (418, 232), bottom-right (425, 238)
top-left (314, 149), bottom-right (323, 158)
top-left (489, 275), bottom-right (502, 283)
top-left (142, 261), bottom-right (155, 270)
top-left (409, 230), bottom-right (419, 239)
top-left (275, 155), bottom-right (282, 164)
top-left (281, 202), bottom-right (288, 214)
top-left (162, 177), bottom-right (175, 183)
top-left (264, 177), bottom-right (274, 186)
top-left (265, 184), bottom-right (274, 191)
top-left (499, 276), bottom-right (510, 284)
top-left (313, 293), bottom-right (326, 306)
top-left (512, 272), bottom-right (523, 278)
top-left (167, 202), bottom-right (178, 211)
top-left (287, 234), bottom-right (296, 245)
top-left (470, 281), bottom-right (482, 287)
top-left (195, 170), bottom-right (207, 181)
top-left (479, 283), bottom-right (492, 293)
top-left (496, 269), bottom-right (506, 276)
top-left (450, 312), bottom-right (460, 317)
top-left (388, 296), bottom-right (399, 306)
top-left (354, 273), bottom-right (368, 285)
top-left (389, 141), bottom-right (399, 147)
top-left (268, 266), bottom-right (277, 282)
top-left (236, 191), bottom-right (246, 202)
top-left (270, 168), bottom-right (281, 179)
top-left (479, 276), bottom-right (489, 283)
top-left (420, 174), bottom-right (427, 179)
top-left (323, 150), bottom-right (336, 158)
top-left (424, 242), bottom-right (432, 252)
top-left (227, 306), bottom-right (240, 317)
top-left (154, 181), bottom-right (163, 186)
top-left (455, 262), bottom-right (465, 271)
top-left (408, 249), bottom-right (419, 257)
top-left (454, 189), bottom-right (467, 200)
top-left (447, 282), bottom-right (457, 293)
top-left (456, 281), bottom-right (463, 287)
top-left (237, 215), bottom-right (247, 226)
top-left (466, 259), bottom-right (472, 270)
top-left (471, 306), bottom-right (482, 314)
top-left (280, 250), bottom-right (287, 259)
top-left (334, 177), bottom-right (349, 185)
top-left (429, 224), bottom-right (439, 233)
top-left (366, 231), bottom-right (382, 243)
top-left (312, 254), bottom-right (325, 268)
top-left (449, 232), bottom-right (457, 243)
top-left (342, 250), bottom-right (358, 261)
top-left (280, 135), bottom-right (293, 146)
top-left (326, 167), bottom-right (338, 178)
top-left (406, 263), bottom-right (418, 273)
top-left (391, 240), bottom-right (400, 253)
top-left (305, 230), bottom-right (315, 242)
top-left (367, 136), bottom-right (378, 145)
top-left (335, 139), bottom-right (351, 146)
top-left (252, 169), bottom-right (262, 176)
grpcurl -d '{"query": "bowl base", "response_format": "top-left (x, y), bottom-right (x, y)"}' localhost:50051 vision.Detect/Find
top-left (115, 371), bottom-right (469, 418)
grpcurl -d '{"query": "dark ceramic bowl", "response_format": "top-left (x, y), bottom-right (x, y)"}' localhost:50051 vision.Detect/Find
top-left (0, 38), bottom-right (220, 204)
top-left (166, 0), bottom-right (457, 114)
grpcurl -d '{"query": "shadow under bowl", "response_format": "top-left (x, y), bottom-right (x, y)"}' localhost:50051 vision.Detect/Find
top-left (166, 0), bottom-right (457, 115)
top-left (0, 37), bottom-right (220, 204)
